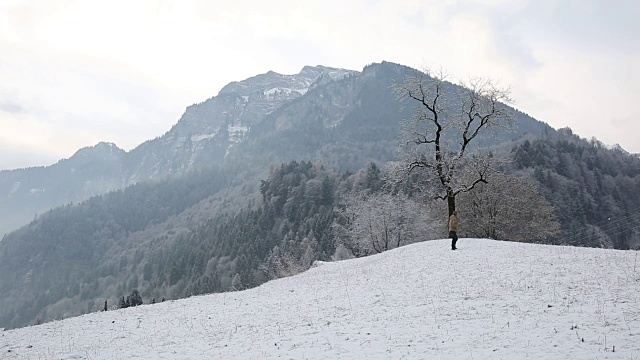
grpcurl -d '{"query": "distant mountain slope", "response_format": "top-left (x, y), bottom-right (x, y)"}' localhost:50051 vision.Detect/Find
top-left (0, 165), bottom-right (231, 329)
top-left (3, 239), bottom-right (639, 359)
top-left (0, 142), bottom-right (127, 235)
top-left (0, 66), bottom-right (357, 235)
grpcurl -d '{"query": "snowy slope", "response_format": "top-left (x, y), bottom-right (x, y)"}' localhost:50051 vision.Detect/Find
top-left (2, 239), bottom-right (639, 359)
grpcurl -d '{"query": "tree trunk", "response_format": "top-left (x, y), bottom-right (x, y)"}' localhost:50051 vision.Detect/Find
top-left (447, 190), bottom-right (456, 216)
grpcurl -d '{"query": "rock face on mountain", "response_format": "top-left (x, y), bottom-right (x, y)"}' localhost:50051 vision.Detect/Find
top-left (126, 65), bottom-right (357, 182)
top-left (0, 62), bottom-right (547, 235)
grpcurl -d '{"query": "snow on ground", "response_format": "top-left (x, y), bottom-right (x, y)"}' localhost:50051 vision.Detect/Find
top-left (2, 239), bottom-right (640, 359)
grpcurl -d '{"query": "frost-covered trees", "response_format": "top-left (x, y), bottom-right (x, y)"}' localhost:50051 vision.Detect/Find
top-left (513, 135), bottom-right (640, 249)
top-left (231, 273), bottom-right (243, 291)
top-left (393, 69), bottom-right (514, 216)
top-left (334, 192), bottom-right (437, 257)
top-left (259, 246), bottom-right (309, 279)
top-left (457, 173), bottom-right (560, 242)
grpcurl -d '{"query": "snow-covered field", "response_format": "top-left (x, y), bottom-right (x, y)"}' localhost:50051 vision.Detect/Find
top-left (2, 239), bottom-right (640, 359)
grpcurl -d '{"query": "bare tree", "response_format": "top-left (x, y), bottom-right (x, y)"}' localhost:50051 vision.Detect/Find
top-left (457, 173), bottom-right (560, 242)
top-left (333, 192), bottom-right (437, 257)
top-left (394, 68), bottom-right (515, 216)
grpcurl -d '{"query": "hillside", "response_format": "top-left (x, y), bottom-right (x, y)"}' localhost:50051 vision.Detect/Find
top-left (512, 129), bottom-right (640, 249)
top-left (0, 142), bottom-right (127, 236)
top-left (0, 161), bottom-right (350, 329)
top-left (2, 239), bottom-right (639, 359)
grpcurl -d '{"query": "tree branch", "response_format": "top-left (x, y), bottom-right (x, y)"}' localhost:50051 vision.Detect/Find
top-left (453, 177), bottom-right (488, 197)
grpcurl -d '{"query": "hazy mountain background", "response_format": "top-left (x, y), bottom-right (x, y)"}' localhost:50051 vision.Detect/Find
top-left (1, 61), bottom-right (638, 329)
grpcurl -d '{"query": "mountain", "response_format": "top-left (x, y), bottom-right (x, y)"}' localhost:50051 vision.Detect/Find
top-left (2, 239), bottom-right (639, 359)
top-left (0, 62), bottom-right (546, 236)
top-left (0, 142), bottom-right (127, 235)
top-left (127, 65), bottom-right (357, 181)
top-left (0, 66), bottom-right (357, 235)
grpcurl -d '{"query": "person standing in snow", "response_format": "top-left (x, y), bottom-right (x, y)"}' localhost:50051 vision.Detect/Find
top-left (449, 210), bottom-right (459, 250)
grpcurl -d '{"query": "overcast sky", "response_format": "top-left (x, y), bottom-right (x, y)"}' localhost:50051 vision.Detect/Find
top-left (1, 0), bottom-right (638, 170)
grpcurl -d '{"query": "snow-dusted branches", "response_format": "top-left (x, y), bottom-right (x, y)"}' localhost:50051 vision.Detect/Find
top-left (333, 192), bottom-right (437, 257)
top-left (457, 173), bottom-right (560, 242)
top-left (259, 246), bottom-right (308, 280)
top-left (458, 77), bottom-right (514, 154)
top-left (393, 67), bottom-right (516, 215)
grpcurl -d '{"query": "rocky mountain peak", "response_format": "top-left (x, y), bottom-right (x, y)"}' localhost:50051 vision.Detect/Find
top-left (71, 142), bottom-right (125, 161)
top-left (308, 71), bottom-right (335, 90)
top-left (219, 65), bottom-right (357, 98)
top-left (609, 143), bottom-right (630, 154)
